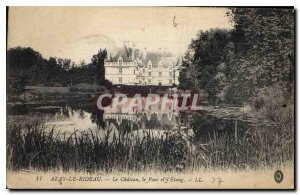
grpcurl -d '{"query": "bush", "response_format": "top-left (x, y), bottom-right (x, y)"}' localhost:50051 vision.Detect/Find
top-left (104, 79), bottom-right (112, 90)
top-left (251, 85), bottom-right (294, 132)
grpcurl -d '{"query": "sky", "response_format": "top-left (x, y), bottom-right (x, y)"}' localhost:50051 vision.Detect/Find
top-left (8, 7), bottom-right (233, 63)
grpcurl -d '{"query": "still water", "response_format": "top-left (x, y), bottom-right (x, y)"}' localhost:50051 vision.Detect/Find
top-left (7, 98), bottom-right (249, 141)
top-left (7, 99), bottom-right (180, 139)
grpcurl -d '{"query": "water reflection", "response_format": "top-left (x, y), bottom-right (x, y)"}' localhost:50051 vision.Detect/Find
top-left (7, 100), bottom-right (253, 143)
top-left (7, 97), bottom-right (179, 139)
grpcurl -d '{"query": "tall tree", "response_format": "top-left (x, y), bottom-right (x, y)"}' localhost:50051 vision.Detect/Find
top-left (178, 50), bottom-right (195, 90)
top-left (179, 29), bottom-right (231, 104)
top-left (7, 47), bottom-right (45, 91)
top-left (179, 8), bottom-right (294, 106)
top-left (227, 8), bottom-right (294, 99)
top-left (91, 49), bottom-right (107, 85)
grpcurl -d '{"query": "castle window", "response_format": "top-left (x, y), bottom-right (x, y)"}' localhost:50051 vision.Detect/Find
top-left (159, 72), bottom-right (162, 76)
top-left (148, 72), bottom-right (151, 76)
top-left (134, 69), bottom-right (135, 74)
top-left (169, 72), bottom-right (172, 76)
top-left (119, 77), bottom-right (122, 83)
top-left (169, 79), bottom-right (172, 84)
top-left (148, 79), bottom-right (151, 84)
top-left (119, 68), bottom-right (122, 74)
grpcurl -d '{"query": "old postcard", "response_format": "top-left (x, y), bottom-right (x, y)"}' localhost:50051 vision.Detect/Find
top-left (6, 7), bottom-right (295, 189)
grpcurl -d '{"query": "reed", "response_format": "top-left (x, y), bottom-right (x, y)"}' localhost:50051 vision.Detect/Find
top-left (7, 122), bottom-right (294, 173)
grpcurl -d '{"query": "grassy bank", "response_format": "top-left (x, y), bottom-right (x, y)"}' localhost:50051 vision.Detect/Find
top-left (7, 121), bottom-right (294, 172)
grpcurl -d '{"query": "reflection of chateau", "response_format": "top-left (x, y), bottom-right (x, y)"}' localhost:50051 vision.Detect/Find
top-left (103, 97), bottom-right (179, 132)
top-left (104, 43), bottom-right (181, 86)
top-left (104, 112), bottom-right (178, 126)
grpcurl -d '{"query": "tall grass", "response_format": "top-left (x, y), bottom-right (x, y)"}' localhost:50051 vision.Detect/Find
top-left (7, 121), bottom-right (294, 173)
top-left (7, 124), bottom-right (192, 172)
top-left (190, 124), bottom-right (294, 170)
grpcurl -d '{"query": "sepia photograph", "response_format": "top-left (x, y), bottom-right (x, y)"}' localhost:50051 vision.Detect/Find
top-left (5, 6), bottom-right (295, 189)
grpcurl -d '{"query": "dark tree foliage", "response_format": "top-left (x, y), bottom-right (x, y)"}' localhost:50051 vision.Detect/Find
top-left (178, 50), bottom-right (194, 90)
top-left (179, 29), bottom-right (231, 104)
top-left (7, 47), bottom-right (45, 94)
top-left (7, 47), bottom-right (109, 95)
top-left (225, 8), bottom-right (294, 103)
top-left (91, 49), bottom-right (107, 85)
top-left (179, 8), bottom-right (294, 105)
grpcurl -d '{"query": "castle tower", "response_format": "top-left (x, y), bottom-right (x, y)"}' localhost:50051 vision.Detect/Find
top-left (131, 42), bottom-right (136, 60)
top-left (143, 48), bottom-right (147, 59)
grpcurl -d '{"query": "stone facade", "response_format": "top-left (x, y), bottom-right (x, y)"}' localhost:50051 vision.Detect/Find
top-left (105, 45), bottom-right (181, 86)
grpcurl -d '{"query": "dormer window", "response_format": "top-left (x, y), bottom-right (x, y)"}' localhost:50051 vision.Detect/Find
top-left (158, 62), bottom-right (162, 68)
top-left (148, 61), bottom-right (152, 69)
top-left (118, 58), bottom-right (123, 65)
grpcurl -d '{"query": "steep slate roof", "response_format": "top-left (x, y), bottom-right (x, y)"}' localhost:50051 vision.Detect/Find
top-left (143, 52), bottom-right (178, 68)
top-left (108, 45), bottom-right (181, 68)
top-left (109, 45), bottom-right (142, 62)
top-left (143, 52), bottom-right (162, 67)
top-left (159, 56), bottom-right (179, 68)
top-left (111, 45), bottom-right (131, 62)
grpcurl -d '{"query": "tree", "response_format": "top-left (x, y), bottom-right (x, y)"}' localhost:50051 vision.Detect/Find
top-left (227, 8), bottom-right (294, 99)
top-left (178, 8), bottom-right (294, 106)
top-left (7, 47), bottom-right (45, 91)
top-left (57, 58), bottom-right (71, 71)
top-left (7, 47), bottom-right (43, 70)
top-left (179, 29), bottom-right (231, 104)
top-left (91, 49), bottom-right (107, 85)
top-left (7, 47), bottom-right (44, 82)
top-left (178, 50), bottom-right (195, 90)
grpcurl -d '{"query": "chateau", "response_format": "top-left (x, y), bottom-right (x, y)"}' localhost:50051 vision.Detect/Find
top-left (104, 44), bottom-right (181, 86)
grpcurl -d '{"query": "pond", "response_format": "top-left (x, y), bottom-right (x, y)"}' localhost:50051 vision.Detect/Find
top-left (7, 97), bottom-right (254, 143)
top-left (7, 98), bottom-right (182, 140)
